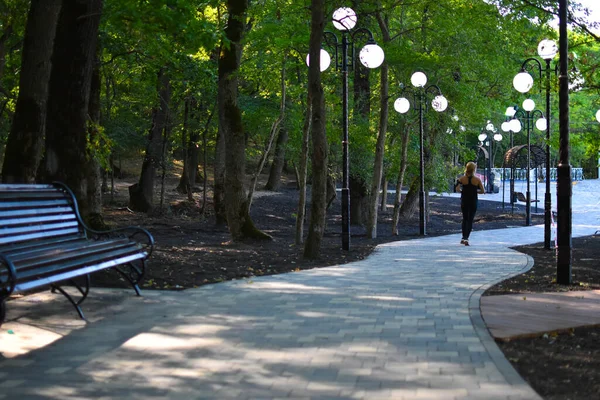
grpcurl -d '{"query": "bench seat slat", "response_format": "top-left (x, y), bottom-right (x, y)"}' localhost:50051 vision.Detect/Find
top-left (8, 244), bottom-right (145, 282)
top-left (9, 238), bottom-right (133, 267)
top-left (13, 253), bottom-right (147, 292)
top-left (0, 234), bottom-right (85, 254)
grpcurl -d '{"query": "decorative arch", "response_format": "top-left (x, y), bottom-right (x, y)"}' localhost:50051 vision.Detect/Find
top-left (503, 144), bottom-right (546, 169)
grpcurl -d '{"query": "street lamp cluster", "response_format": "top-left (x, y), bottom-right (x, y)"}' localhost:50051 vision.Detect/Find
top-left (478, 122), bottom-right (503, 193)
top-left (508, 100), bottom-right (547, 226)
top-left (395, 72), bottom-right (448, 236)
top-left (306, 7), bottom-right (384, 250)
top-left (512, 38), bottom-right (558, 246)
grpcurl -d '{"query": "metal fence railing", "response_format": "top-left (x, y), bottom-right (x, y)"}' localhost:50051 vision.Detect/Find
top-left (485, 167), bottom-right (584, 182)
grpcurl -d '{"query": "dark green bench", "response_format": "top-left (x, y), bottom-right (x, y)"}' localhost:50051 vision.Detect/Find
top-left (0, 182), bottom-right (154, 326)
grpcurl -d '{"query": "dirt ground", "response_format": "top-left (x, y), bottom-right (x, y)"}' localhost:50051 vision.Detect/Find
top-left (64, 173), bottom-right (600, 399)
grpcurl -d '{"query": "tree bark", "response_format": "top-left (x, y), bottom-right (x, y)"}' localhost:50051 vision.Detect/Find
top-left (129, 68), bottom-right (171, 212)
top-left (392, 126), bottom-right (410, 235)
top-left (303, 0), bottom-right (327, 259)
top-left (350, 175), bottom-right (368, 226)
top-left (380, 175), bottom-right (388, 212)
top-left (213, 122), bottom-right (226, 225)
top-left (84, 45), bottom-right (105, 229)
top-left (295, 99), bottom-right (311, 245)
top-left (177, 97), bottom-right (192, 195)
top-left (43, 0), bottom-right (103, 216)
top-left (265, 126), bottom-right (289, 191)
top-left (2, 0), bottom-right (62, 183)
top-left (218, 0), bottom-right (270, 241)
top-left (366, 12), bottom-right (391, 238)
top-left (399, 176), bottom-right (419, 220)
top-left (350, 43), bottom-right (371, 228)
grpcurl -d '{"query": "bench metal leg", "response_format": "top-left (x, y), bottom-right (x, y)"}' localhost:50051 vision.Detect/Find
top-left (0, 300), bottom-right (5, 327)
top-left (115, 260), bottom-right (145, 296)
top-left (50, 275), bottom-right (90, 321)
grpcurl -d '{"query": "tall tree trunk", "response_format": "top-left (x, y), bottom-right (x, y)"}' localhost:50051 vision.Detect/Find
top-left (218, 0), bottom-right (270, 241)
top-left (350, 176), bottom-right (367, 225)
top-left (349, 45), bottom-right (371, 227)
top-left (43, 0), bottom-right (103, 215)
top-left (392, 126), bottom-right (410, 235)
top-left (128, 68), bottom-right (171, 212)
top-left (213, 123), bottom-right (226, 225)
top-left (85, 46), bottom-right (105, 226)
top-left (200, 117), bottom-right (208, 216)
top-left (399, 177), bottom-right (419, 220)
top-left (380, 175), bottom-right (388, 212)
top-left (177, 97), bottom-right (191, 194)
top-left (366, 12), bottom-right (391, 238)
top-left (2, 0), bottom-right (62, 183)
top-left (295, 99), bottom-right (311, 245)
top-left (303, 0), bottom-right (327, 259)
top-left (265, 126), bottom-right (289, 191)
top-left (159, 107), bottom-right (172, 209)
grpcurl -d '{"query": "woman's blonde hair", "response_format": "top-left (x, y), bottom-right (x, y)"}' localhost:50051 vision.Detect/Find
top-left (465, 161), bottom-right (476, 176)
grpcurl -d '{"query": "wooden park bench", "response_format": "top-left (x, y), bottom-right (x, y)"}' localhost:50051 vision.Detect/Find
top-left (514, 191), bottom-right (539, 204)
top-left (0, 183), bottom-right (154, 326)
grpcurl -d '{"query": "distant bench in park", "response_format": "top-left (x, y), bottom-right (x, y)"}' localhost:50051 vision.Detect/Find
top-left (513, 191), bottom-right (539, 204)
top-left (0, 182), bottom-right (154, 326)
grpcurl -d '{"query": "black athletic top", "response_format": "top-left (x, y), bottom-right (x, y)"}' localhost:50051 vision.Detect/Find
top-left (461, 176), bottom-right (478, 206)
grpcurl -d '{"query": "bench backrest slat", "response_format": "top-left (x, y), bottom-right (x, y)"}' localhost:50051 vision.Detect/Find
top-left (0, 184), bottom-right (83, 249)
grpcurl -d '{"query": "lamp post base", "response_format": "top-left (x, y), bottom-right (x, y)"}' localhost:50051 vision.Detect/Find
top-left (341, 187), bottom-right (350, 251)
top-left (419, 189), bottom-right (426, 236)
top-left (544, 192), bottom-right (552, 249)
top-left (556, 163), bottom-right (572, 284)
top-left (525, 191), bottom-right (532, 226)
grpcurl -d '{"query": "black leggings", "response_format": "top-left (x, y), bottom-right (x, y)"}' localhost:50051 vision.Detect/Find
top-left (461, 202), bottom-right (477, 240)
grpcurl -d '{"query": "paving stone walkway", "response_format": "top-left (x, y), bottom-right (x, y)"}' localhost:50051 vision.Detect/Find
top-left (1, 179), bottom-right (599, 399)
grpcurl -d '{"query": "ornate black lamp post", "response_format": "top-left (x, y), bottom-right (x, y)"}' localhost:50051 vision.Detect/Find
top-left (394, 72), bottom-right (448, 236)
top-left (556, 0), bottom-right (572, 284)
top-left (478, 122), bottom-right (502, 193)
top-left (510, 99), bottom-right (547, 226)
top-left (501, 107), bottom-right (518, 211)
top-left (513, 39), bottom-right (558, 249)
top-left (307, 7), bottom-right (384, 250)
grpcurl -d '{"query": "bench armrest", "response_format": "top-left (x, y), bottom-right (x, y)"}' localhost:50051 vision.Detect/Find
top-left (86, 226), bottom-right (155, 257)
top-left (51, 182), bottom-right (155, 257)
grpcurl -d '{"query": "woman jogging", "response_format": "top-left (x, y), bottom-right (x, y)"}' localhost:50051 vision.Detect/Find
top-left (454, 162), bottom-right (485, 246)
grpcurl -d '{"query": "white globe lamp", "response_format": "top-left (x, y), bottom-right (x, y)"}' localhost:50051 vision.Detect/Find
top-left (509, 118), bottom-right (522, 133)
top-left (359, 43), bottom-right (385, 69)
top-left (523, 98), bottom-right (535, 112)
top-left (394, 97), bottom-right (410, 114)
top-left (411, 71), bottom-right (427, 88)
top-left (305, 49), bottom-right (331, 72)
top-left (536, 118), bottom-right (548, 131)
top-left (432, 95), bottom-right (448, 112)
top-left (538, 39), bottom-right (558, 60)
top-left (513, 71), bottom-right (534, 93)
top-left (332, 7), bottom-right (357, 31)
